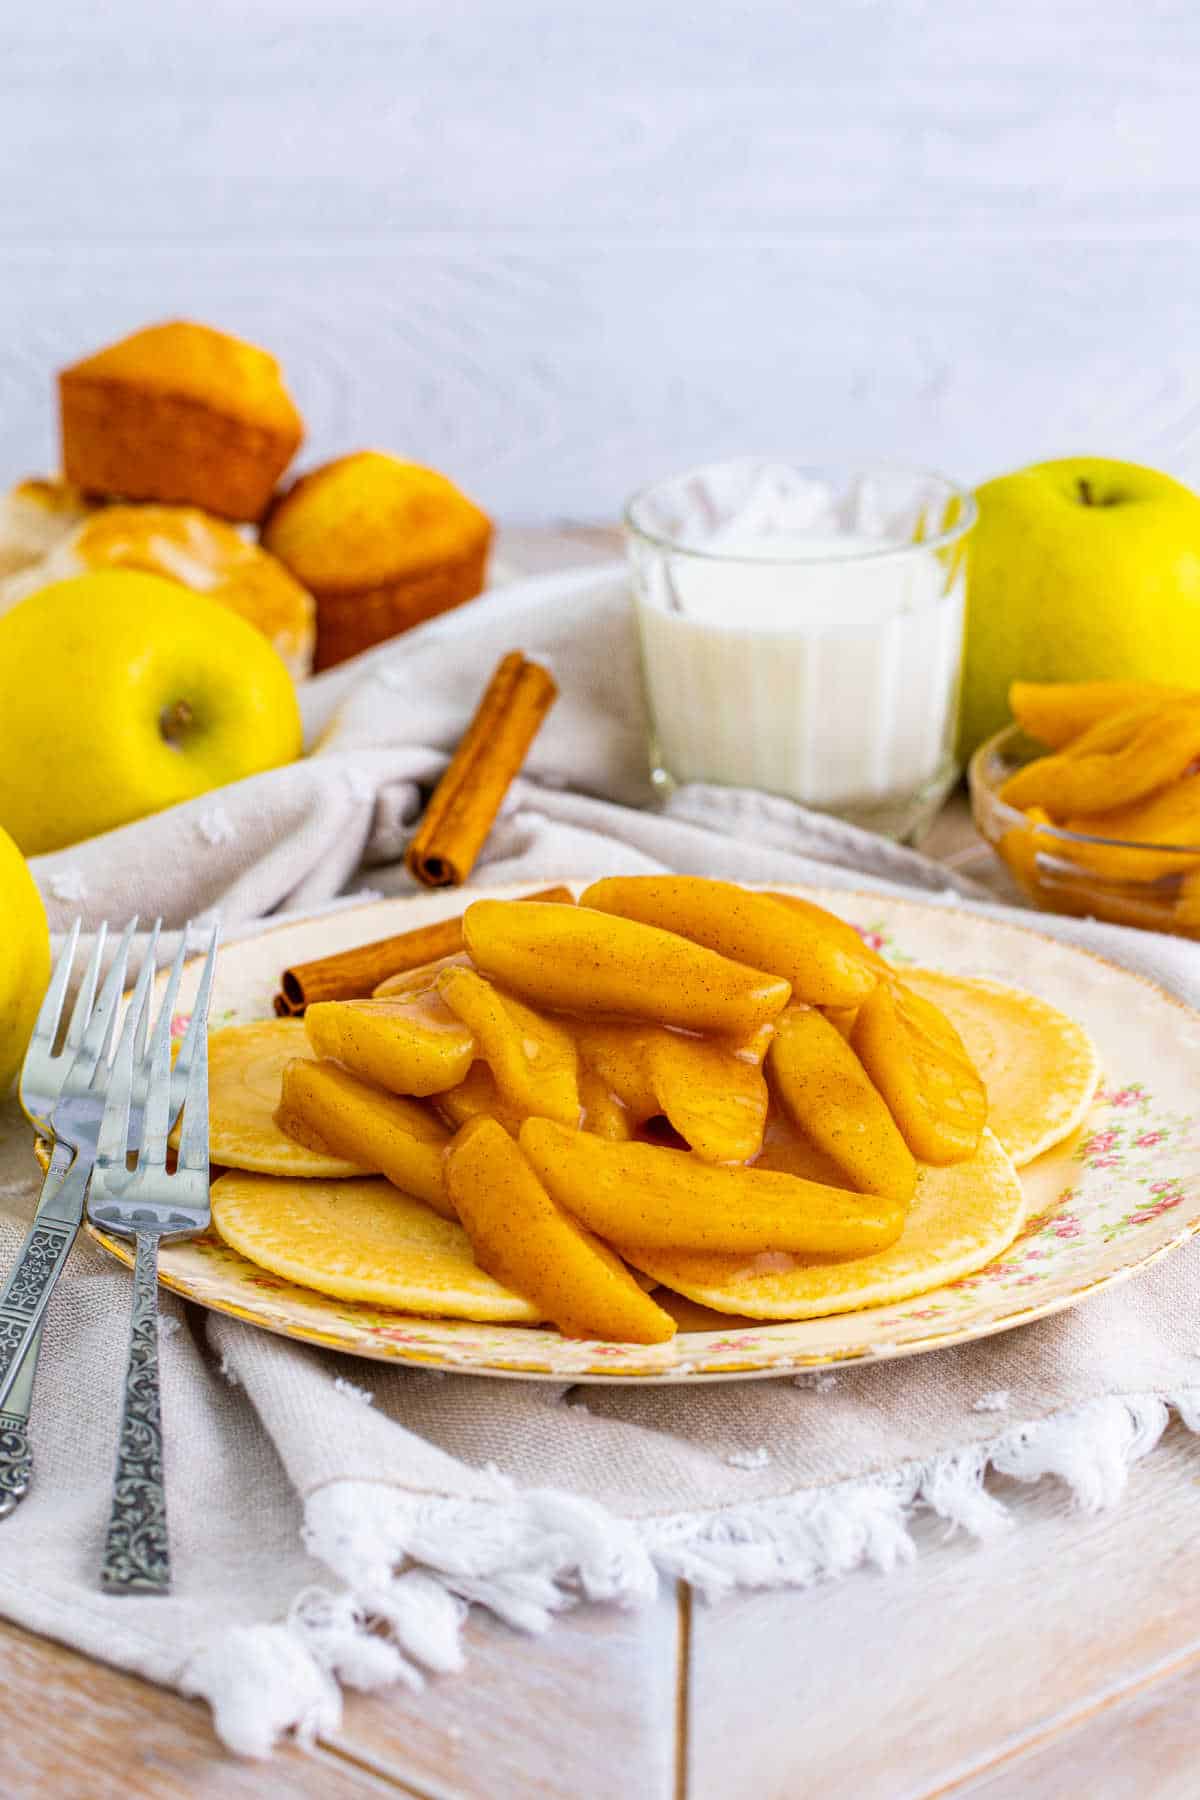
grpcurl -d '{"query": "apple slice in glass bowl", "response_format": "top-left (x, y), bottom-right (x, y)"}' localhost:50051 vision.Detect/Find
top-left (969, 722), bottom-right (1200, 939)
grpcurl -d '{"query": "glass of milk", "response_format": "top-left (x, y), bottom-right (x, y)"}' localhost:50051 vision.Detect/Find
top-left (624, 460), bottom-right (977, 841)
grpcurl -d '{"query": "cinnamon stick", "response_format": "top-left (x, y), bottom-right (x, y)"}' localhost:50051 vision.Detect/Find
top-left (276, 885), bottom-right (573, 1012)
top-left (405, 651), bottom-right (558, 888)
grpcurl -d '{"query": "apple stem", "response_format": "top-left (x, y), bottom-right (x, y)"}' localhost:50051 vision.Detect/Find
top-left (1078, 478), bottom-right (1095, 506)
top-left (159, 699), bottom-right (194, 747)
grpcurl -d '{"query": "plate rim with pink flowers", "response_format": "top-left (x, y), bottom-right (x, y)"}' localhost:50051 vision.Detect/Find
top-left (86, 884), bottom-right (1200, 1383)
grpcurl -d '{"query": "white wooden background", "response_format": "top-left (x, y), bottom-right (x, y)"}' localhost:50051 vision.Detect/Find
top-left (3, 0), bottom-right (1200, 522)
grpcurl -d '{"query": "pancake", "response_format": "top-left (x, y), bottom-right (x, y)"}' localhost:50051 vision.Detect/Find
top-left (902, 969), bottom-right (1101, 1167)
top-left (626, 1128), bottom-right (1024, 1320)
top-left (210, 1172), bottom-right (541, 1321)
top-left (202, 1020), bottom-right (367, 1178)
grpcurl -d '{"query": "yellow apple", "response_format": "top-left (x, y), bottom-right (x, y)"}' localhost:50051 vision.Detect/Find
top-left (0, 824), bottom-right (50, 1090)
top-left (960, 457), bottom-right (1200, 758)
top-left (0, 571), bottom-right (302, 854)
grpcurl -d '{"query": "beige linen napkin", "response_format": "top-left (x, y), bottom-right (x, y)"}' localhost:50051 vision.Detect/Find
top-left (3, 565), bottom-right (1199, 1757)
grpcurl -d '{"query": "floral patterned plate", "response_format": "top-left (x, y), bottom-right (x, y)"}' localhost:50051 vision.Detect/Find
top-left (87, 885), bottom-right (1200, 1382)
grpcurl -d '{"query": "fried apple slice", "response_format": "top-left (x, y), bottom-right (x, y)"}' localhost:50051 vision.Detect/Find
top-left (437, 964), bottom-right (581, 1127)
top-left (445, 1117), bottom-right (675, 1343)
top-left (996, 803), bottom-right (1055, 901)
top-left (851, 978), bottom-right (987, 1164)
top-left (627, 1130), bottom-right (1024, 1320)
top-left (1060, 774), bottom-right (1200, 882)
top-left (577, 1064), bottom-right (635, 1140)
top-left (1009, 679), bottom-right (1193, 750)
top-left (643, 1032), bottom-right (768, 1164)
top-left (520, 1119), bottom-right (905, 1256)
top-left (437, 1061), bottom-right (530, 1137)
top-left (305, 992), bottom-right (475, 1097)
top-left (1000, 698), bottom-right (1200, 814)
top-left (901, 968), bottom-right (1101, 1169)
top-left (276, 1058), bottom-right (455, 1218)
top-left (822, 1005), bottom-right (860, 1042)
top-left (462, 900), bottom-right (791, 1035)
top-left (1175, 863), bottom-right (1200, 933)
top-left (767, 1005), bottom-right (916, 1203)
top-left (754, 1110), bottom-right (862, 1186)
top-left (372, 952), bottom-right (470, 999)
top-left (767, 892), bottom-right (890, 976)
top-left (573, 1025), bottom-right (658, 1122)
top-left (582, 877), bottom-right (876, 1008)
top-left (574, 1023), bottom-right (768, 1163)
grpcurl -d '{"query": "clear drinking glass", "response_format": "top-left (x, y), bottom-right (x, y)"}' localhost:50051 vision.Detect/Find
top-left (624, 460), bottom-right (977, 841)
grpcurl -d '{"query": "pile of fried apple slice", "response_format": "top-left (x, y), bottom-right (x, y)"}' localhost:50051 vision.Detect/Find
top-left (248, 878), bottom-right (1004, 1344)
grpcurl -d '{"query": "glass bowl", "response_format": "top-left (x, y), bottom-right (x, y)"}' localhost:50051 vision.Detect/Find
top-left (969, 723), bottom-right (1200, 938)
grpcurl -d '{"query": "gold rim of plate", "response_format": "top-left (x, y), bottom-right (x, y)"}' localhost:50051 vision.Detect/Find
top-left (77, 883), bottom-right (1200, 1382)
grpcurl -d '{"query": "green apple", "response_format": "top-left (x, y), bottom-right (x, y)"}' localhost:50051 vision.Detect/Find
top-left (959, 456), bottom-right (1200, 757)
top-left (0, 570), bottom-right (302, 854)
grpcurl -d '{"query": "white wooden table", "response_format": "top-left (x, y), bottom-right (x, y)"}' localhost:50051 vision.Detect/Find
top-left (6, 526), bottom-right (1200, 1799)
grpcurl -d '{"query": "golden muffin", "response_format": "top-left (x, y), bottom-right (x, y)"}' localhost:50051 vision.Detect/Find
top-left (0, 501), bottom-right (315, 679)
top-left (262, 451), bottom-right (491, 670)
top-left (59, 320), bottom-right (304, 521)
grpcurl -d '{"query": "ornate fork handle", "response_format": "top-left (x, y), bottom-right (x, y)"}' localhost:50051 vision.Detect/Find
top-left (0, 1416), bottom-right (32, 1519)
top-left (0, 1317), bottom-right (43, 1517)
top-left (0, 1143), bottom-right (87, 1413)
top-left (0, 1148), bottom-right (74, 1516)
top-left (101, 1232), bottom-right (169, 1595)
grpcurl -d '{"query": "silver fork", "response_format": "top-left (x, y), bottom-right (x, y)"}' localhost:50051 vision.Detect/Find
top-left (1, 918), bottom-right (89, 1515)
top-left (4, 922), bottom-right (202, 1515)
top-left (89, 925), bottom-right (218, 1595)
top-left (0, 918), bottom-right (143, 1437)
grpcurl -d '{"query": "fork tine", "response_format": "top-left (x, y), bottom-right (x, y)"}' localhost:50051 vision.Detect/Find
top-left (30, 918), bottom-right (80, 1055)
top-left (83, 914), bottom-right (139, 1080)
top-left (94, 984), bottom-right (141, 1174)
top-left (153, 934), bottom-right (189, 1061)
top-left (176, 928), bottom-right (219, 1174)
top-left (139, 936), bottom-right (187, 1167)
top-left (61, 921), bottom-right (107, 1059)
top-left (95, 928), bottom-right (160, 1168)
top-left (80, 915), bottom-right (138, 1071)
top-left (133, 919), bottom-right (163, 1070)
top-left (138, 1010), bottom-right (173, 1171)
top-left (173, 922), bottom-right (220, 1088)
top-left (175, 1026), bottom-right (209, 1175)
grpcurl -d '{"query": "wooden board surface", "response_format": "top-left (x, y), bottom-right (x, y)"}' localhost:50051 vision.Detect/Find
top-left (0, 1624), bottom-right (396, 1800)
top-left (331, 1586), bottom-right (681, 1800)
top-left (3, 527), bottom-right (1199, 1797)
top-left (687, 1419), bottom-right (1200, 1800)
